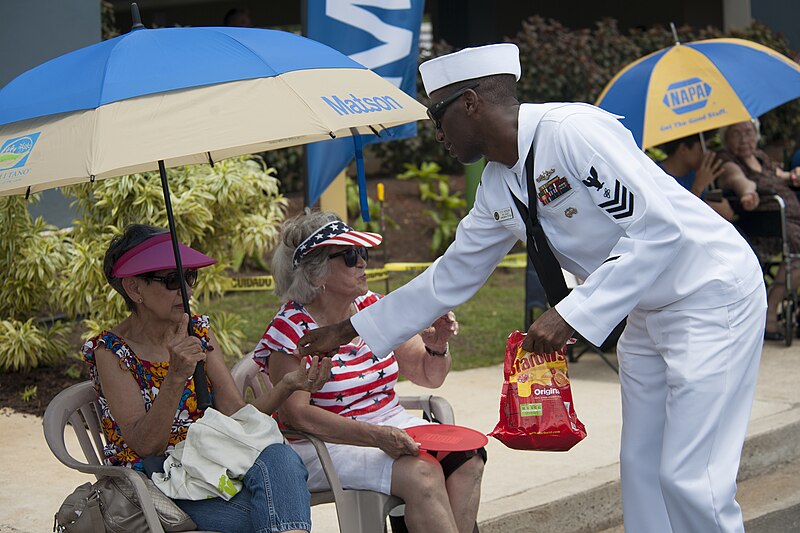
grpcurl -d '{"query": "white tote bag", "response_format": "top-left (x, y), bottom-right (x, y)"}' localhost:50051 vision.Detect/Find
top-left (153, 404), bottom-right (284, 500)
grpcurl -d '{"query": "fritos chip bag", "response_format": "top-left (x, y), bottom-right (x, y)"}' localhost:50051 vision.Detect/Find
top-left (489, 330), bottom-right (586, 451)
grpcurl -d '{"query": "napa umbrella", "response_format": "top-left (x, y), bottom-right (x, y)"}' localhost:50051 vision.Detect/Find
top-left (0, 6), bottom-right (427, 405)
top-left (596, 38), bottom-right (800, 149)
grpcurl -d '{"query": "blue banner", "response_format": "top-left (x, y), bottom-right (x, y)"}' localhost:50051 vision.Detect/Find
top-left (305, 0), bottom-right (425, 206)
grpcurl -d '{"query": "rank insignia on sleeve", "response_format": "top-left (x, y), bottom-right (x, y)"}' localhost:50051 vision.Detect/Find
top-left (537, 175), bottom-right (571, 206)
top-left (598, 180), bottom-right (635, 219)
top-left (582, 167), bottom-right (604, 191)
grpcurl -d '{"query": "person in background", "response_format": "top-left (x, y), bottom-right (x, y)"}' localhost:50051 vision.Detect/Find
top-left (658, 134), bottom-right (734, 221)
top-left (790, 131), bottom-right (800, 171)
top-left (717, 119), bottom-right (800, 340)
top-left (298, 43), bottom-right (766, 533)
top-left (255, 210), bottom-right (484, 533)
top-left (223, 7), bottom-right (253, 27)
top-left (83, 223), bottom-right (330, 532)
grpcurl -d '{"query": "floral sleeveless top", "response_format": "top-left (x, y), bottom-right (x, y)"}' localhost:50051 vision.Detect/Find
top-left (81, 315), bottom-right (213, 472)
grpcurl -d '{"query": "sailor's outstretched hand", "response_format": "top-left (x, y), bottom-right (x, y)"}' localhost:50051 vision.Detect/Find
top-left (297, 319), bottom-right (357, 358)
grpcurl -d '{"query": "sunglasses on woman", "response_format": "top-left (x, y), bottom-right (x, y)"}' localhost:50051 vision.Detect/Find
top-left (329, 246), bottom-right (368, 267)
top-left (140, 269), bottom-right (199, 290)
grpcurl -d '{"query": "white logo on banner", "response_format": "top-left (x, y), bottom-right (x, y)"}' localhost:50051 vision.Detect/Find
top-left (326, 0), bottom-right (413, 87)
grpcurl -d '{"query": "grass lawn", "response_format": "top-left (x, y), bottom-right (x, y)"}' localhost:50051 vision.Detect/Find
top-left (201, 267), bottom-right (526, 370)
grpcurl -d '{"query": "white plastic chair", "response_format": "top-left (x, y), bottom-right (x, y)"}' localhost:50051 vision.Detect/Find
top-left (230, 355), bottom-right (456, 533)
top-left (42, 381), bottom-right (215, 533)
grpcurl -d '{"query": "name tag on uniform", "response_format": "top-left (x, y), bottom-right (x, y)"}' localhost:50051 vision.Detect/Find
top-left (494, 207), bottom-right (514, 221)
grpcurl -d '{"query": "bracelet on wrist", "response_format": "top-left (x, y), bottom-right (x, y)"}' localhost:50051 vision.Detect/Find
top-left (425, 343), bottom-right (449, 357)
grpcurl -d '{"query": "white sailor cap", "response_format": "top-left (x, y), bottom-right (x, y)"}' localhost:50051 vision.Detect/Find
top-left (419, 43), bottom-right (521, 97)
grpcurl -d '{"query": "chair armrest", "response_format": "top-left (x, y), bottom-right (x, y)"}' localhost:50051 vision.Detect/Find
top-left (281, 429), bottom-right (347, 502)
top-left (399, 395), bottom-right (455, 425)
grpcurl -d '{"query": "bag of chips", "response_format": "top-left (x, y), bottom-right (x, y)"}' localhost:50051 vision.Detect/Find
top-left (489, 330), bottom-right (586, 451)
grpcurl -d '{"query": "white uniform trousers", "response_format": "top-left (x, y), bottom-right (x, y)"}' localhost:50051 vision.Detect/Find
top-left (617, 286), bottom-right (766, 533)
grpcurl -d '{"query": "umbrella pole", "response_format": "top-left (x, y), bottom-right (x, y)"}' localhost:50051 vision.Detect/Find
top-left (158, 160), bottom-right (212, 409)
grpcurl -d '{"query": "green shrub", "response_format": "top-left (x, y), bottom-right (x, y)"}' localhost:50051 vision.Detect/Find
top-left (0, 196), bottom-right (72, 370)
top-left (396, 162), bottom-right (466, 255)
top-left (0, 319), bottom-right (69, 372)
top-left (20, 385), bottom-right (38, 402)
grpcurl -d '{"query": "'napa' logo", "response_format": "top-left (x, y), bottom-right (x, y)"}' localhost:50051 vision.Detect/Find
top-left (321, 93), bottom-right (404, 116)
top-left (662, 77), bottom-right (712, 115)
top-left (0, 132), bottom-right (41, 171)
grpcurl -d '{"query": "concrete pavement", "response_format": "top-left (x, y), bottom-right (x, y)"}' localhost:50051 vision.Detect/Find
top-left (1, 341), bottom-right (797, 532)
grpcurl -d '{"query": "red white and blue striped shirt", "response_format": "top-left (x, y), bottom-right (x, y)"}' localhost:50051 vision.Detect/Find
top-left (254, 291), bottom-right (401, 421)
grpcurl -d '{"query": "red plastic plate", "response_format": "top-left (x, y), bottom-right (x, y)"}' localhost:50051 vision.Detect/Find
top-left (405, 424), bottom-right (489, 452)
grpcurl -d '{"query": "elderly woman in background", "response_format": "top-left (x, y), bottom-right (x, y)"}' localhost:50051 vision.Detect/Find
top-left (254, 211), bottom-right (485, 533)
top-left (82, 223), bottom-right (330, 532)
top-left (717, 120), bottom-right (800, 340)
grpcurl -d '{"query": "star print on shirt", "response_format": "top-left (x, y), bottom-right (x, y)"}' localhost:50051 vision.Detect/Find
top-left (336, 359), bottom-right (347, 367)
top-left (377, 369), bottom-right (385, 379)
top-left (335, 393), bottom-right (344, 402)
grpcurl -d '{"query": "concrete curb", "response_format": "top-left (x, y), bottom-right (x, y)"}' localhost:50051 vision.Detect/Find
top-left (479, 407), bottom-right (800, 533)
top-left (738, 407), bottom-right (800, 481)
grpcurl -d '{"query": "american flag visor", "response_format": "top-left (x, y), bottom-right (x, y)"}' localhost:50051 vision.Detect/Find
top-left (292, 220), bottom-right (382, 268)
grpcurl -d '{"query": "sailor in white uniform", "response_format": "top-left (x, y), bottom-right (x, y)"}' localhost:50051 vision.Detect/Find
top-left (299, 43), bottom-right (766, 533)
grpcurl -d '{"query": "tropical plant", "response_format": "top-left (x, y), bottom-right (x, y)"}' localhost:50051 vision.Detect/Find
top-left (397, 162), bottom-right (466, 255)
top-left (20, 385), bottom-right (38, 402)
top-left (0, 196), bottom-right (72, 371)
top-left (0, 318), bottom-right (70, 372)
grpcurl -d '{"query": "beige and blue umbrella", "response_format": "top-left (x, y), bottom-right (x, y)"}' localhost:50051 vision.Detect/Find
top-left (596, 38), bottom-right (800, 149)
top-left (0, 10), bottom-right (426, 404)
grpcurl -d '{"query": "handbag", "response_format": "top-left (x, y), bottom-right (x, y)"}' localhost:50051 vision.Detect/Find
top-left (55, 471), bottom-right (196, 533)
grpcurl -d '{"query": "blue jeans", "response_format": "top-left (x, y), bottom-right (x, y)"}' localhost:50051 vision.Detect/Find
top-left (175, 443), bottom-right (311, 532)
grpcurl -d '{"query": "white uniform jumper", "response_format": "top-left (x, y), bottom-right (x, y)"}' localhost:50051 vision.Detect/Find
top-left (352, 103), bottom-right (766, 532)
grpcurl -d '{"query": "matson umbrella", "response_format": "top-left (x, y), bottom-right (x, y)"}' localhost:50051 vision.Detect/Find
top-left (596, 38), bottom-right (800, 149)
top-left (0, 7), bottom-right (427, 405)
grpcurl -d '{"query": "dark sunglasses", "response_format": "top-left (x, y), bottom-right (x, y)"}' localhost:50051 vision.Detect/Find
top-left (329, 246), bottom-right (368, 267)
top-left (426, 82), bottom-right (480, 130)
top-left (140, 269), bottom-right (198, 291)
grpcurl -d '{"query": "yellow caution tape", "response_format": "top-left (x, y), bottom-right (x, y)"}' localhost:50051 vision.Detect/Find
top-left (224, 253), bottom-right (527, 292)
top-left (226, 276), bottom-right (275, 292)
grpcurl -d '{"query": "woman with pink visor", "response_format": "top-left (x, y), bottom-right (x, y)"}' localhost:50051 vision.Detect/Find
top-left (81, 223), bottom-right (331, 532)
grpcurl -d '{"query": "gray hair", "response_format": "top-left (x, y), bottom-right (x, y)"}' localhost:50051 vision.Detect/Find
top-left (719, 118), bottom-right (761, 148)
top-left (272, 210), bottom-right (341, 304)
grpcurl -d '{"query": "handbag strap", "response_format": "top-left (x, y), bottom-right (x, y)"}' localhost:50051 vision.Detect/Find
top-left (83, 492), bottom-right (106, 533)
top-left (509, 137), bottom-right (570, 307)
